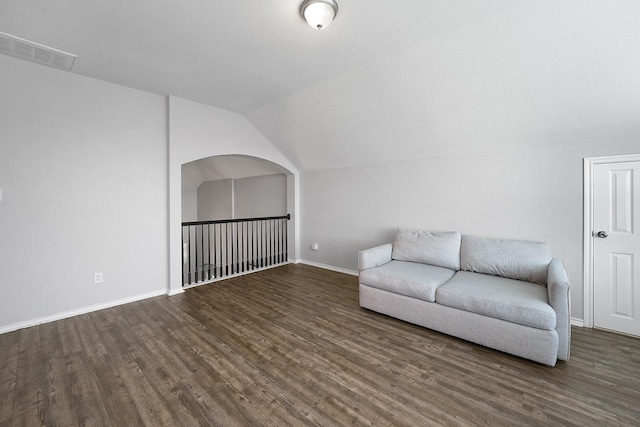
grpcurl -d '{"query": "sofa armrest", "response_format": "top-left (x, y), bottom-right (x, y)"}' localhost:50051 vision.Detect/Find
top-left (358, 243), bottom-right (393, 272)
top-left (547, 258), bottom-right (571, 361)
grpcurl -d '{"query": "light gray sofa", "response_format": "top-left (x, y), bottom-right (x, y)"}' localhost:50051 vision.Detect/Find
top-left (358, 229), bottom-right (571, 366)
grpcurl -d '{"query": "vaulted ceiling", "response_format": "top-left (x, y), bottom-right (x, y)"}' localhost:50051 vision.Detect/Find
top-left (2, 1), bottom-right (639, 172)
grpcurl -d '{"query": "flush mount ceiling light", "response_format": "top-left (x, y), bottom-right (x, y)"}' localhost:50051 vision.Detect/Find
top-left (300, 0), bottom-right (338, 30)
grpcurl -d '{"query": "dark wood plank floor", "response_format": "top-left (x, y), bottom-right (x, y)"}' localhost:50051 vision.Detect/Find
top-left (2, 264), bottom-right (640, 426)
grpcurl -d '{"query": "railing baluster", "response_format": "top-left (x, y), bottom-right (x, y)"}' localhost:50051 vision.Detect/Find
top-left (182, 227), bottom-right (186, 283)
top-left (198, 224), bottom-right (202, 281)
top-left (268, 220), bottom-right (272, 266)
top-left (222, 223), bottom-right (226, 278)
top-left (207, 224), bottom-right (211, 280)
top-left (276, 219), bottom-right (280, 264)
top-left (272, 220), bottom-right (276, 266)
top-left (217, 223), bottom-right (222, 279)
top-left (189, 225), bottom-right (194, 284)
top-left (243, 222), bottom-right (247, 272)
top-left (212, 224), bottom-right (216, 277)
top-left (253, 220), bottom-right (257, 269)
top-left (235, 222), bottom-right (239, 273)
top-left (277, 218), bottom-right (282, 264)
top-left (246, 222), bottom-right (250, 271)
top-left (249, 221), bottom-right (253, 270)
top-left (258, 220), bottom-right (262, 268)
top-left (265, 220), bottom-right (269, 267)
top-left (224, 223), bottom-right (229, 277)
top-left (263, 220), bottom-right (266, 267)
top-left (229, 223), bottom-right (232, 275)
top-left (225, 223), bottom-right (228, 276)
top-left (271, 220), bottom-right (275, 266)
top-left (284, 217), bottom-right (288, 261)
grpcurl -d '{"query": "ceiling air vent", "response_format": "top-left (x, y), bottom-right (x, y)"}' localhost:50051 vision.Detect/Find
top-left (0, 32), bottom-right (76, 71)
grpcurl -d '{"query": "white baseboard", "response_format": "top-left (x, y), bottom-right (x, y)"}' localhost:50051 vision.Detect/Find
top-left (299, 260), bottom-right (358, 276)
top-left (571, 317), bottom-right (585, 327)
top-left (0, 289), bottom-right (167, 335)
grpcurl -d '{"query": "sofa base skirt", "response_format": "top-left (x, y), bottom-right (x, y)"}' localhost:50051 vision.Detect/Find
top-left (359, 283), bottom-right (559, 366)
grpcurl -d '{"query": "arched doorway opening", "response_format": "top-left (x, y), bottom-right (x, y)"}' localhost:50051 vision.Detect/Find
top-left (167, 95), bottom-right (300, 295)
top-left (180, 155), bottom-right (296, 287)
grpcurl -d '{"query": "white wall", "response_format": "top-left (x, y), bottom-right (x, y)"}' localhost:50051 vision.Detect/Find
top-left (181, 187), bottom-right (198, 222)
top-left (168, 96), bottom-right (300, 294)
top-left (195, 174), bottom-right (286, 221)
top-left (235, 174), bottom-right (287, 218)
top-left (301, 139), bottom-right (640, 321)
top-left (197, 179), bottom-right (233, 220)
top-left (0, 55), bottom-right (168, 332)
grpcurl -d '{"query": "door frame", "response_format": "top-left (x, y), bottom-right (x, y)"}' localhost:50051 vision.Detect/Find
top-left (583, 153), bottom-right (640, 328)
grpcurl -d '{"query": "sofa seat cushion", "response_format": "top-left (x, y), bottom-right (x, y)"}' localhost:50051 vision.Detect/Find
top-left (435, 271), bottom-right (556, 330)
top-left (359, 260), bottom-right (455, 303)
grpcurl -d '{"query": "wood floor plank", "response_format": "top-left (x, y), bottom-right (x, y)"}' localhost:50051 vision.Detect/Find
top-left (64, 351), bottom-right (112, 424)
top-left (94, 307), bottom-right (184, 427)
top-left (3, 264), bottom-right (640, 426)
top-left (128, 318), bottom-right (247, 426)
top-left (0, 329), bottom-right (20, 426)
top-left (10, 326), bottom-right (45, 426)
top-left (38, 322), bottom-right (77, 427)
top-left (55, 318), bottom-right (84, 357)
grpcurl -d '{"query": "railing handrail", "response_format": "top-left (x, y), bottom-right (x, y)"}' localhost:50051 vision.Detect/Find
top-left (182, 213), bottom-right (290, 227)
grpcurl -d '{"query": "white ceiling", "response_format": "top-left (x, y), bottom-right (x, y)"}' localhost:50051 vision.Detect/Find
top-left (2, 1), bottom-right (640, 173)
top-left (0, 0), bottom-right (513, 112)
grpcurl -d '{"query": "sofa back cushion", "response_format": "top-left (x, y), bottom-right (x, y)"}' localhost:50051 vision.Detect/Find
top-left (460, 235), bottom-right (552, 285)
top-left (391, 229), bottom-right (461, 270)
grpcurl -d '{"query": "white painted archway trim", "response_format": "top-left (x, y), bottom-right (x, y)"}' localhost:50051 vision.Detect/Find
top-left (167, 96), bottom-right (301, 296)
top-left (583, 153), bottom-right (640, 328)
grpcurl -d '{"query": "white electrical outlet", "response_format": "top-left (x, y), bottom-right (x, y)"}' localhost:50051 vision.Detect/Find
top-left (94, 272), bottom-right (104, 284)
top-left (311, 243), bottom-right (319, 251)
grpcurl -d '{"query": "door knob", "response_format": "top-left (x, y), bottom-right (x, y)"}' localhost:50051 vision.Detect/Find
top-left (596, 231), bottom-right (608, 238)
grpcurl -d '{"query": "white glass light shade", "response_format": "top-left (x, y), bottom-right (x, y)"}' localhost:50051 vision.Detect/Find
top-left (301, 0), bottom-right (338, 30)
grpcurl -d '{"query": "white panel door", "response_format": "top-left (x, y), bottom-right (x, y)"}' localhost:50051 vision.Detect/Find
top-left (593, 161), bottom-right (640, 337)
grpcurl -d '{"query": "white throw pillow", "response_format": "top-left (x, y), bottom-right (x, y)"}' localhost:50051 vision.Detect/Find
top-left (460, 235), bottom-right (552, 285)
top-left (391, 229), bottom-right (461, 271)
